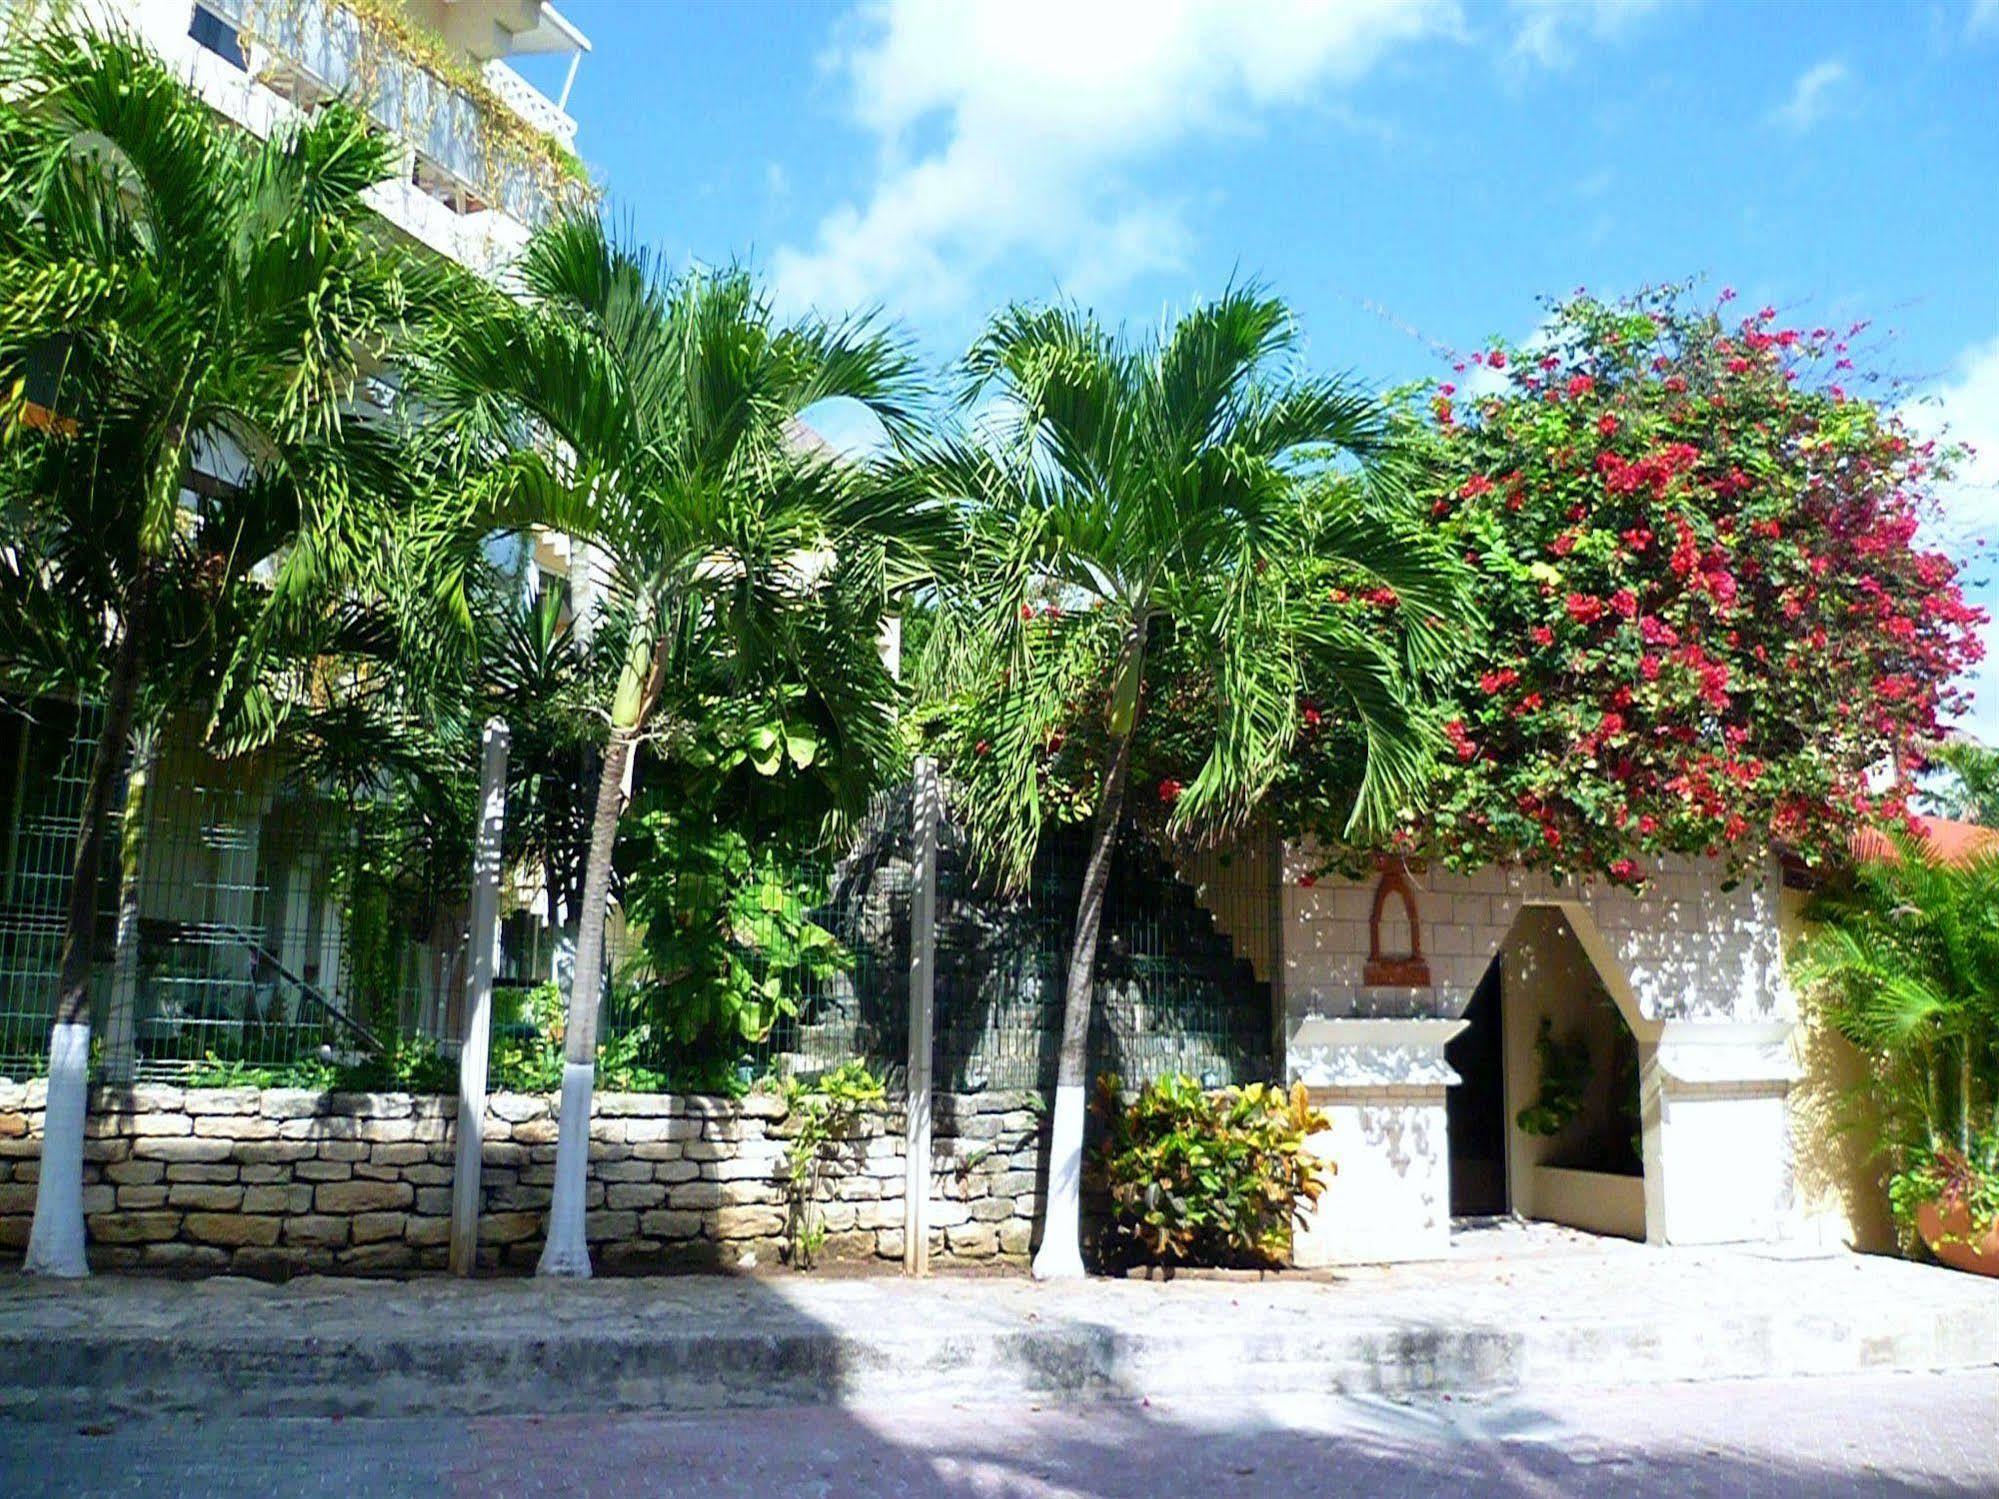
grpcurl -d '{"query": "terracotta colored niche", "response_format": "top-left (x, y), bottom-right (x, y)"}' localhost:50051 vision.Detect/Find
top-left (1363, 855), bottom-right (1431, 988)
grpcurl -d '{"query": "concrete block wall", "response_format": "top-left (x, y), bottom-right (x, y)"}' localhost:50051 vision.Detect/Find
top-left (1282, 850), bottom-right (1792, 1026)
top-left (0, 1081), bottom-right (1044, 1276)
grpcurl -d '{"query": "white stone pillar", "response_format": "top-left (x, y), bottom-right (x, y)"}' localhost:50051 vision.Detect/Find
top-left (1288, 1017), bottom-right (1465, 1266)
top-left (1644, 1021), bottom-right (1799, 1246)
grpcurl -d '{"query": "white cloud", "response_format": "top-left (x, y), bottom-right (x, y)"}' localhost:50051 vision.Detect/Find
top-left (772, 0), bottom-right (1461, 320)
top-left (1772, 59), bottom-right (1850, 133)
top-left (1917, 337), bottom-right (1999, 553)
top-left (1913, 337), bottom-right (1999, 741)
top-left (1505, 0), bottom-right (1670, 69)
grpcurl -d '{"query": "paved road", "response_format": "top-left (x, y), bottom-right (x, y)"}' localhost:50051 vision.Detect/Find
top-left (2, 1370), bottom-right (1992, 1497)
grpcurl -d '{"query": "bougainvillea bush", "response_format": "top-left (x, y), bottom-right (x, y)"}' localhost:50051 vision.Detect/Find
top-left (1279, 287), bottom-right (1984, 884)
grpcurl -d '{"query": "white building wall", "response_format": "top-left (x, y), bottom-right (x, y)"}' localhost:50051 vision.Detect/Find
top-left (1282, 848), bottom-right (1802, 1262)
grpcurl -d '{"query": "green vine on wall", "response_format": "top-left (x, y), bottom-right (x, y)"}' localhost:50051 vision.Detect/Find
top-left (234, 0), bottom-right (595, 223)
top-left (1516, 1017), bottom-right (1592, 1138)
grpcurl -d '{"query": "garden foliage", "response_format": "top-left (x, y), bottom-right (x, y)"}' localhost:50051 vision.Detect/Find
top-left (1091, 1072), bottom-right (1331, 1268)
top-left (622, 807), bottom-right (850, 1065)
top-left (1795, 838), bottom-right (1999, 1242)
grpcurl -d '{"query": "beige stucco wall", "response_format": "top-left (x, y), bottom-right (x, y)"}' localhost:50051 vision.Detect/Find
top-left (1501, 908), bottom-right (1645, 1239)
top-left (1780, 884), bottom-right (1897, 1254)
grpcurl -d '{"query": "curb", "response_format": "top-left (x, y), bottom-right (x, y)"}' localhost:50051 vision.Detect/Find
top-left (2, 1297), bottom-right (1993, 1419)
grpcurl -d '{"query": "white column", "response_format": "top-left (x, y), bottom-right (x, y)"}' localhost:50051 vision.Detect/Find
top-left (903, 757), bottom-right (939, 1275)
top-left (1288, 1017), bottom-right (1465, 1265)
top-left (1645, 1021), bottom-right (1798, 1245)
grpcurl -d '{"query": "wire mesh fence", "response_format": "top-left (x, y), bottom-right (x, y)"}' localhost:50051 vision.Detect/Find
top-left (0, 697), bottom-right (113, 1076)
top-left (932, 820), bottom-right (1278, 1093)
top-left (0, 699), bottom-right (1282, 1095)
top-left (0, 695), bottom-right (463, 1083)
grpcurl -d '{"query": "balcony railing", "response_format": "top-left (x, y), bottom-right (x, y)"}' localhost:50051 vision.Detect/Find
top-left (482, 57), bottom-right (576, 150)
top-left (205, 0), bottom-right (591, 228)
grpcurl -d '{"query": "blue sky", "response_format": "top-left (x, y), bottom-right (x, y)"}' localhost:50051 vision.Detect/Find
top-left (520, 0), bottom-right (1999, 731)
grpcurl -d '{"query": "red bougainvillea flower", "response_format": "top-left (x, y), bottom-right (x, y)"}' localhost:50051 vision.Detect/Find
top-left (1324, 286), bottom-right (1991, 888)
top-left (1566, 592), bottom-right (1607, 625)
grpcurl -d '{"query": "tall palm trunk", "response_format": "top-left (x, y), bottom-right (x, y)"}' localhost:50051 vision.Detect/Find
top-left (1033, 620), bottom-right (1146, 1280)
top-left (101, 726), bottom-right (157, 1084)
top-left (24, 574), bottom-right (151, 1278)
top-left (537, 627), bottom-right (662, 1277)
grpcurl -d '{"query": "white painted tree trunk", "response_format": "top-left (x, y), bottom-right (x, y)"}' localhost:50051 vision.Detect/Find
top-left (1031, 626), bottom-right (1143, 1282)
top-left (536, 1060), bottom-right (596, 1277)
top-left (23, 1022), bottom-right (91, 1278)
top-left (1031, 1080), bottom-right (1088, 1279)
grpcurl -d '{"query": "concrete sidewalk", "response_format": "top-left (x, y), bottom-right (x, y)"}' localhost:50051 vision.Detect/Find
top-left (1, 1230), bottom-right (1993, 1419)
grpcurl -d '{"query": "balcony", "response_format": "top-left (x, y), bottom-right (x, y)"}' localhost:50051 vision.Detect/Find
top-left (200, 0), bottom-right (592, 229)
top-left (482, 57), bottom-right (575, 150)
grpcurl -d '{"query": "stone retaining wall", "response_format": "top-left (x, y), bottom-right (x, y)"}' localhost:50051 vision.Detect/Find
top-left (0, 1081), bottom-right (1045, 1276)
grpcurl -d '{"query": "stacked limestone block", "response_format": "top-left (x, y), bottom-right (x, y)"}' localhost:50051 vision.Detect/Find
top-left (0, 1079), bottom-right (1046, 1277)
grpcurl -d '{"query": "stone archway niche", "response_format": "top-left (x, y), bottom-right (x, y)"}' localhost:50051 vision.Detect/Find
top-left (1497, 905), bottom-right (1652, 1241)
top-left (1283, 852), bottom-right (1801, 1265)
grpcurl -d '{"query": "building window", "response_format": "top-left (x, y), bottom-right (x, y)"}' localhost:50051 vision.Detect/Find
top-left (189, 6), bottom-right (247, 71)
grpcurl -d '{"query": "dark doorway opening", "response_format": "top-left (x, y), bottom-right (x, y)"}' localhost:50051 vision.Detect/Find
top-left (1445, 956), bottom-right (1509, 1217)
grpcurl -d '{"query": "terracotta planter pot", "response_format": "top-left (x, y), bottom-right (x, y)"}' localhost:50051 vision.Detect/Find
top-left (1914, 1199), bottom-right (1999, 1277)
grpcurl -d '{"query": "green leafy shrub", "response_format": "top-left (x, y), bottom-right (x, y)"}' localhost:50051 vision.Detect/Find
top-left (780, 1061), bottom-right (886, 1268)
top-left (1515, 1017), bottom-right (1592, 1137)
top-left (622, 809), bottom-right (850, 1067)
top-left (1889, 1129), bottom-right (1999, 1244)
top-left (1794, 838), bottom-right (1999, 1246)
top-left (489, 980), bottom-right (694, 1095)
top-left (1091, 1073), bottom-right (1331, 1269)
top-left (185, 1030), bottom-right (453, 1093)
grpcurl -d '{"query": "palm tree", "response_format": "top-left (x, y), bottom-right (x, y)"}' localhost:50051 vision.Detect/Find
top-left (430, 216), bottom-right (937, 1275)
top-left (0, 29), bottom-right (433, 1279)
top-left (1796, 838), bottom-right (1999, 1174)
top-left (1926, 738), bottom-right (1999, 828)
top-left (924, 292), bottom-right (1468, 1277)
top-left (0, 27), bottom-right (424, 1276)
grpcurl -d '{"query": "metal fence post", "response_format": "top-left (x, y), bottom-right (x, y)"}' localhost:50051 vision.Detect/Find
top-left (450, 718), bottom-right (509, 1276)
top-left (903, 757), bottom-right (939, 1275)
